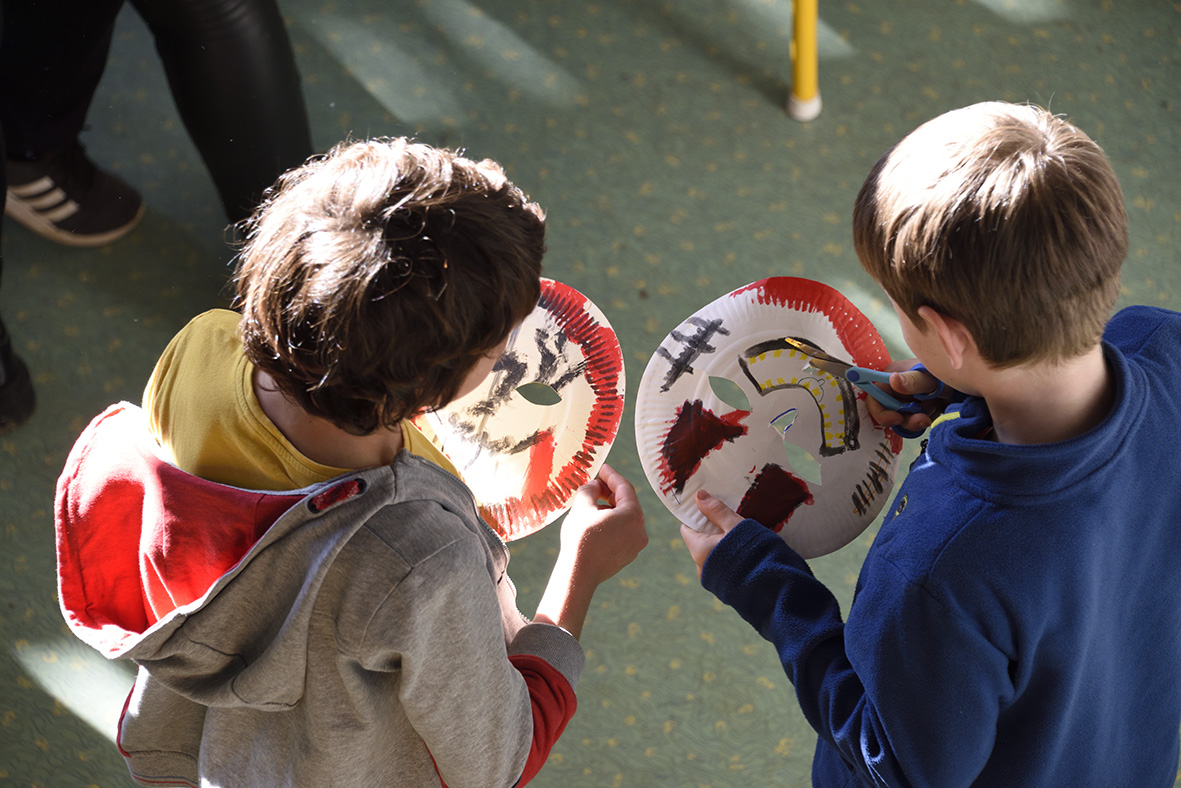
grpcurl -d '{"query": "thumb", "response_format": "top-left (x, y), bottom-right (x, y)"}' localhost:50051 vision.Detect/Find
top-left (695, 489), bottom-right (743, 533)
top-left (890, 369), bottom-right (936, 397)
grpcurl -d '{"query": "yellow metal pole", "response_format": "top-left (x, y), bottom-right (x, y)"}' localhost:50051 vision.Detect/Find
top-left (789, 0), bottom-right (822, 121)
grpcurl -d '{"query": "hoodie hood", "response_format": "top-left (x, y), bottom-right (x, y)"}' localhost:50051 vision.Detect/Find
top-left (55, 403), bottom-right (395, 709)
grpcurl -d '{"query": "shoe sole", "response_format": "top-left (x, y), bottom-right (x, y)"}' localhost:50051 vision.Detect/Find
top-left (5, 187), bottom-right (145, 248)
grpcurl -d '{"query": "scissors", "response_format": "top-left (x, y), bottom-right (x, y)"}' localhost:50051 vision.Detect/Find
top-left (782, 338), bottom-right (943, 439)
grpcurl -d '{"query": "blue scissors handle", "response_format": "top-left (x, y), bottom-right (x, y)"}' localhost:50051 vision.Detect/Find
top-left (846, 364), bottom-right (943, 400)
top-left (906, 364), bottom-right (945, 400)
top-left (844, 364), bottom-right (944, 439)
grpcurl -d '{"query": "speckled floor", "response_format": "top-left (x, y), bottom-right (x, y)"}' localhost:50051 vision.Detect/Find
top-left (1, 1), bottom-right (1178, 786)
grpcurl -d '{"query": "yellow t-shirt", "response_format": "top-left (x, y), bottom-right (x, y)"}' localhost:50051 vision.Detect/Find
top-left (143, 309), bottom-right (460, 490)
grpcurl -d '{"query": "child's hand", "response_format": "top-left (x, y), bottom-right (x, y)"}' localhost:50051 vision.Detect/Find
top-left (680, 490), bottom-right (743, 578)
top-left (865, 361), bottom-right (943, 435)
top-left (558, 463), bottom-right (648, 586)
top-left (534, 463), bottom-right (647, 639)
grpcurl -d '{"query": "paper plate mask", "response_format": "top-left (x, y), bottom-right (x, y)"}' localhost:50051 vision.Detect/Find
top-left (418, 279), bottom-right (625, 541)
top-left (635, 277), bottom-right (903, 558)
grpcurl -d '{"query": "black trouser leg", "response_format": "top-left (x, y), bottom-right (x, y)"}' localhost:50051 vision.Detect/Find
top-left (1, 1), bottom-right (11, 379)
top-left (0, 0), bottom-right (126, 156)
top-left (132, 0), bottom-right (313, 223)
top-left (1, 0), bottom-right (311, 223)
top-left (0, 7), bottom-right (34, 423)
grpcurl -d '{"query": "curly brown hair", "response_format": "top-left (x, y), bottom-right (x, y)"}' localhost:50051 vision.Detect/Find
top-left (854, 102), bottom-right (1127, 367)
top-left (233, 138), bottom-right (544, 435)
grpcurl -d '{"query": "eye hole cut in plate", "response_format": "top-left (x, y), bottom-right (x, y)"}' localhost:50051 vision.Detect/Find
top-left (772, 408), bottom-right (823, 486)
top-left (709, 375), bottom-right (751, 412)
top-left (515, 382), bottom-right (563, 406)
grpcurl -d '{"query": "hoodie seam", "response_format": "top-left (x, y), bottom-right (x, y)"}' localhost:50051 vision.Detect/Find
top-left (356, 527), bottom-right (475, 656)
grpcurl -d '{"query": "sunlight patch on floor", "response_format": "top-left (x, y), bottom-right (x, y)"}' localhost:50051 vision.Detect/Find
top-left (418, 0), bottom-right (583, 105)
top-left (298, 0), bottom-right (584, 126)
top-left (969, 0), bottom-right (1070, 23)
top-left (296, 15), bottom-right (465, 125)
top-left (12, 638), bottom-right (135, 743)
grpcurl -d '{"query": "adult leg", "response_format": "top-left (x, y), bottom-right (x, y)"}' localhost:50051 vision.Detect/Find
top-left (0, 0), bottom-right (145, 246)
top-left (132, 0), bottom-right (313, 224)
top-left (0, 0), bottom-right (124, 155)
top-left (0, 4), bottom-right (37, 432)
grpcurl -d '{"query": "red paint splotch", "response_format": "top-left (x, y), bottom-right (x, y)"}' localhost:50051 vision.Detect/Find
top-left (659, 399), bottom-right (748, 496)
top-left (522, 429), bottom-right (557, 504)
top-left (736, 463), bottom-right (814, 533)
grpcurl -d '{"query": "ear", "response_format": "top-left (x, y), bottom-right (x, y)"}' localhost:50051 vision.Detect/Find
top-left (917, 306), bottom-right (975, 370)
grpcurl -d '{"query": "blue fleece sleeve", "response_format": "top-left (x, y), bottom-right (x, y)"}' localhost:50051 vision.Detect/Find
top-left (702, 521), bottom-right (1005, 788)
top-left (701, 521), bottom-right (848, 710)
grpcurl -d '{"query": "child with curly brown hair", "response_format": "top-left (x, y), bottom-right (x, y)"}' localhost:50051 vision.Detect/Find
top-left (56, 138), bottom-right (647, 788)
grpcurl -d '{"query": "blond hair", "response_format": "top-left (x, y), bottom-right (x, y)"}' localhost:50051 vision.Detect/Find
top-left (854, 102), bottom-right (1127, 366)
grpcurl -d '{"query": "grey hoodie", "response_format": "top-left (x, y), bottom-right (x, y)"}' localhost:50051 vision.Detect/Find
top-left (56, 403), bottom-right (585, 787)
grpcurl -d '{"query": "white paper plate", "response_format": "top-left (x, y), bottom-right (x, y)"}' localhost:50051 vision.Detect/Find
top-left (634, 277), bottom-right (902, 558)
top-left (419, 279), bottom-right (625, 541)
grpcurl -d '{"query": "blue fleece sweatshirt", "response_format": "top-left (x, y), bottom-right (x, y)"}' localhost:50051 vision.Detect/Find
top-left (702, 306), bottom-right (1181, 787)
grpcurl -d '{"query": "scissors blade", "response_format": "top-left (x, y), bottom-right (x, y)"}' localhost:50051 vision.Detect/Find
top-left (782, 337), bottom-right (914, 420)
top-left (804, 357), bottom-right (855, 380)
top-left (780, 338), bottom-right (853, 377)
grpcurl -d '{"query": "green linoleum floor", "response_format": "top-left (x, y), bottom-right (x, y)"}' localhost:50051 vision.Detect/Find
top-left (2, 0), bottom-right (1179, 785)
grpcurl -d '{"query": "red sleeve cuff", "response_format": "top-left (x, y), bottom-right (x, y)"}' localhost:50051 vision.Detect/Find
top-left (507, 653), bottom-right (578, 786)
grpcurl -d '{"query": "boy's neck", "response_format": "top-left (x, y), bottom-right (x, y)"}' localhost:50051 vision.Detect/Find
top-left (976, 344), bottom-right (1113, 446)
top-left (254, 370), bottom-right (405, 469)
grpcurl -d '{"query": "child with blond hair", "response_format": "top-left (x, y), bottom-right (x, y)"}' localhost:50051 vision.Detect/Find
top-left (683, 102), bottom-right (1181, 787)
